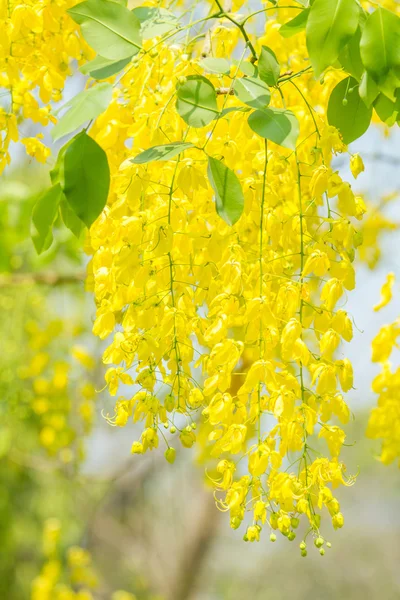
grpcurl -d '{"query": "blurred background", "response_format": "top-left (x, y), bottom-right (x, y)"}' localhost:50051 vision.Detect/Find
top-left (1, 104), bottom-right (400, 600)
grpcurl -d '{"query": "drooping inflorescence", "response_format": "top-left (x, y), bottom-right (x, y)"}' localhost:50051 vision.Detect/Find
top-left (2, 0), bottom-right (400, 556)
top-left (368, 274), bottom-right (400, 466)
top-left (85, 8), bottom-right (363, 551)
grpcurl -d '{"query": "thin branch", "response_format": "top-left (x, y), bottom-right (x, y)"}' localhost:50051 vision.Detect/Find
top-left (0, 272), bottom-right (85, 286)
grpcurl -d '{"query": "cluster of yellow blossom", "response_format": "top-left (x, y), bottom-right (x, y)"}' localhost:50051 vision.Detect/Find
top-left (32, 518), bottom-right (138, 600)
top-left (368, 274), bottom-right (400, 465)
top-left (6, 0), bottom-right (400, 553)
top-left (358, 193), bottom-right (398, 269)
top-left (19, 318), bottom-right (96, 462)
top-left (0, 0), bottom-right (92, 172)
top-left (77, 6), bottom-right (367, 551)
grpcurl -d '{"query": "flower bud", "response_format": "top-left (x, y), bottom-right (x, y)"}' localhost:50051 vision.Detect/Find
top-left (165, 447), bottom-right (176, 464)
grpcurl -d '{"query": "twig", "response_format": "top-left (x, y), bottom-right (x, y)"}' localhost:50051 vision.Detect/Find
top-left (216, 87), bottom-right (235, 95)
top-left (0, 272), bottom-right (85, 286)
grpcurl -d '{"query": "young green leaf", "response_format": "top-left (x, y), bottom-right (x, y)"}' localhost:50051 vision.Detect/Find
top-left (338, 27), bottom-right (363, 82)
top-left (131, 142), bottom-right (194, 164)
top-left (80, 55), bottom-right (131, 80)
top-left (132, 6), bottom-right (178, 39)
top-left (247, 108), bottom-right (299, 150)
top-left (258, 46), bottom-right (280, 86)
top-left (374, 93), bottom-right (400, 126)
top-left (68, 0), bottom-right (142, 60)
top-left (306, 0), bottom-right (360, 77)
top-left (207, 156), bottom-right (244, 226)
top-left (233, 59), bottom-right (257, 77)
top-left (200, 58), bottom-right (231, 75)
top-left (280, 9), bottom-right (309, 38)
top-left (233, 77), bottom-right (270, 110)
top-left (216, 106), bottom-right (251, 120)
top-left (62, 132), bottom-right (110, 227)
top-left (327, 76), bottom-right (372, 144)
top-left (378, 70), bottom-right (400, 103)
top-left (359, 71), bottom-right (379, 107)
top-left (360, 8), bottom-right (400, 80)
top-left (176, 75), bottom-right (218, 128)
top-left (52, 83), bottom-right (112, 141)
top-left (60, 198), bottom-right (85, 239)
top-left (31, 184), bottom-right (63, 254)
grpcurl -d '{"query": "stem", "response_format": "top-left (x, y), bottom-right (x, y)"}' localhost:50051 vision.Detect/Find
top-left (257, 140), bottom-right (268, 444)
top-left (202, 45), bottom-right (247, 151)
top-left (296, 152), bottom-right (316, 524)
top-left (213, 0), bottom-right (257, 61)
top-left (241, 4), bottom-right (304, 26)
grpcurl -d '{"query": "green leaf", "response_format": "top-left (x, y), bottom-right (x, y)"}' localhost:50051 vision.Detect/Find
top-left (360, 8), bottom-right (400, 80)
top-left (233, 59), bottom-right (257, 77)
top-left (280, 8), bottom-right (309, 38)
top-left (80, 55), bottom-right (131, 79)
top-left (207, 156), bottom-right (244, 226)
top-left (62, 132), bottom-right (110, 227)
top-left (338, 27), bottom-right (363, 81)
top-left (327, 76), bottom-right (372, 143)
top-left (306, 0), bottom-right (360, 77)
top-left (31, 184), bottom-right (63, 254)
top-left (374, 92), bottom-right (400, 126)
top-left (176, 75), bottom-right (218, 128)
top-left (60, 198), bottom-right (85, 238)
top-left (68, 0), bottom-right (142, 60)
top-left (216, 106), bottom-right (251, 119)
top-left (50, 148), bottom-right (66, 187)
top-left (132, 7), bottom-right (178, 39)
top-left (258, 46), bottom-right (280, 86)
top-left (359, 71), bottom-right (379, 107)
top-left (131, 142), bottom-right (194, 164)
top-left (233, 77), bottom-right (270, 109)
top-left (200, 58), bottom-right (231, 75)
top-left (247, 108), bottom-right (299, 150)
top-left (52, 83), bottom-right (112, 141)
top-left (378, 69), bottom-right (400, 103)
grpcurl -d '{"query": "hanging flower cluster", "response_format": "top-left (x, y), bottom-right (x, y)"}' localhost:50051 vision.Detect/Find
top-left (32, 518), bottom-right (137, 600)
top-left (4, 0), bottom-right (400, 555)
top-left (78, 11), bottom-right (367, 552)
top-left (368, 273), bottom-right (400, 465)
top-left (0, 0), bottom-right (92, 172)
top-left (357, 192), bottom-right (398, 269)
top-left (18, 317), bottom-right (97, 462)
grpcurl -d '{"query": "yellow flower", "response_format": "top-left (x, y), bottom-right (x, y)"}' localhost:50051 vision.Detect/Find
top-left (21, 137), bottom-right (50, 163)
top-left (180, 427), bottom-right (196, 448)
top-left (105, 367), bottom-right (134, 396)
top-left (372, 322), bottom-right (400, 363)
top-left (142, 428), bottom-right (159, 451)
top-left (374, 272), bottom-right (395, 312)
top-left (320, 329), bottom-right (340, 359)
top-left (72, 346), bottom-right (95, 369)
top-left (131, 441), bottom-right (144, 454)
top-left (350, 154), bottom-right (364, 179)
top-left (319, 425), bottom-right (345, 457)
